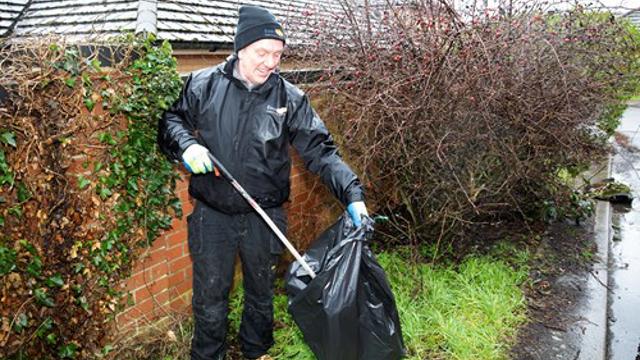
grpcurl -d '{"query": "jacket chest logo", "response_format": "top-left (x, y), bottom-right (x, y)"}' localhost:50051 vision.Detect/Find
top-left (267, 105), bottom-right (287, 116)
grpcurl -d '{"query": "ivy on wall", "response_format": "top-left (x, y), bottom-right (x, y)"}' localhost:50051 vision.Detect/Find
top-left (0, 34), bottom-right (182, 359)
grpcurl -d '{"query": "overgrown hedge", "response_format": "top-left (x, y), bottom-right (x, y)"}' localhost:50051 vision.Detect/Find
top-left (0, 35), bottom-right (182, 359)
top-left (293, 1), bottom-right (640, 252)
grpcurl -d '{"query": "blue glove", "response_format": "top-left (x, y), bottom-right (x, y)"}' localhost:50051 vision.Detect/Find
top-left (182, 144), bottom-right (214, 174)
top-left (347, 201), bottom-right (368, 227)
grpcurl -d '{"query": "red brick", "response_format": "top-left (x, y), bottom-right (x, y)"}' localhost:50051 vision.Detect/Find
top-left (167, 229), bottom-right (187, 247)
top-left (132, 252), bottom-right (161, 271)
top-left (182, 200), bottom-right (194, 215)
top-left (177, 183), bottom-right (189, 195)
top-left (183, 242), bottom-right (190, 255)
top-left (178, 195), bottom-right (190, 208)
top-left (175, 184), bottom-right (188, 194)
top-left (134, 276), bottom-right (169, 303)
top-left (172, 278), bottom-right (193, 298)
top-left (153, 233), bottom-right (168, 248)
top-left (169, 296), bottom-right (190, 312)
top-left (124, 270), bottom-right (147, 291)
top-left (129, 298), bottom-right (155, 319)
top-left (138, 248), bottom-right (168, 269)
top-left (152, 232), bottom-right (168, 247)
top-left (167, 269), bottom-right (186, 287)
top-left (129, 262), bottom-right (169, 285)
top-left (165, 243), bottom-right (184, 260)
top-left (152, 291), bottom-right (171, 311)
top-left (169, 254), bottom-right (192, 273)
top-left (116, 309), bottom-right (138, 329)
top-left (170, 217), bottom-right (187, 230)
top-left (127, 292), bottom-right (174, 324)
top-left (176, 174), bottom-right (189, 185)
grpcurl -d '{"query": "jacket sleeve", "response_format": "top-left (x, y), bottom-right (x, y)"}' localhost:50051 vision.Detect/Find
top-left (157, 74), bottom-right (199, 162)
top-left (288, 94), bottom-right (365, 206)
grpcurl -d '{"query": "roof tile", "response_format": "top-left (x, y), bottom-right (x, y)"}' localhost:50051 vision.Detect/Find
top-left (5, 0), bottom-right (343, 46)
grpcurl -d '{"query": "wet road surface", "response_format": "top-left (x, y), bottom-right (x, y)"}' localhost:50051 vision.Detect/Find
top-left (608, 103), bottom-right (640, 360)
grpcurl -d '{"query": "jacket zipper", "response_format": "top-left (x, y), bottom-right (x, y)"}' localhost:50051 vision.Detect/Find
top-left (232, 91), bottom-right (255, 187)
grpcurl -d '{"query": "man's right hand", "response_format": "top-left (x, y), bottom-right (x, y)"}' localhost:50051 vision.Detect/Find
top-left (347, 201), bottom-right (368, 227)
top-left (182, 144), bottom-right (214, 174)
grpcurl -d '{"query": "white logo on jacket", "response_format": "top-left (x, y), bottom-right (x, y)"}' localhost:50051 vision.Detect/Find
top-left (267, 105), bottom-right (287, 116)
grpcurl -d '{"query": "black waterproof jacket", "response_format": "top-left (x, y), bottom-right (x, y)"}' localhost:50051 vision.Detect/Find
top-left (158, 55), bottom-right (364, 214)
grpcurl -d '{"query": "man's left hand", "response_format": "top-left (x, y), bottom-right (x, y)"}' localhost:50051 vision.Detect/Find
top-left (347, 201), bottom-right (368, 227)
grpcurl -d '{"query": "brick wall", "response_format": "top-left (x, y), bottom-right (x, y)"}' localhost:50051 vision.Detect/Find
top-left (116, 169), bottom-right (194, 329)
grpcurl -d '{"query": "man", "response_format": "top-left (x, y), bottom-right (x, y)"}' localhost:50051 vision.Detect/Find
top-left (157, 5), bottom-right (368, 360)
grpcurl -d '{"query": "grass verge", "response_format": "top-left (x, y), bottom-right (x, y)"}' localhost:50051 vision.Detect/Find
top-left (245, 245), bottom-right (529, 360)
top-left (116, 244), bottom-right (529, 360)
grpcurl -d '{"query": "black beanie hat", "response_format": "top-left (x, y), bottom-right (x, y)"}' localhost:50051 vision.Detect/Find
top-left (234, 5), bottom-right (286, 53)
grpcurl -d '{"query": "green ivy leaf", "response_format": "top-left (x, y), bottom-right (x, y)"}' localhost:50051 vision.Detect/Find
top-left (73, 262), bottom-right (85, 274)
top-left (65, 77), bottom-right (76, 88)
top-left (98, 132), bottom-right (116, 145)
top-left (101, 344), bottom-right (114, 356)
top-left (90, 58), bottom-right (102, 72)
top-left (46, 274), bottom-right (65, 287)
top-left (84, 97), bottom-right (95, 112)
top-left (34, 288), bottom-right (55, 307)
top-left (169, 197), bottom-right (183, 218)
top-left (0, 245), bottom-right (17, 275)
top-left (77, 295), bottom-right (89, 312)
top-left (81, 72), bottom-right (92, 87)
top-left (8, 205), bottom-right (22, 218)
top-left (98, 186), bottom-right (112, 200)
top-left (46, 332), bottom-right (58, 345)
top-left (26, 256), bottom-right (42, 277)
top-left (112, 162), bottom-right (124, 178)
top-left (127, 177), bottom-right (138, 192)
top-left (19, 240), bottom-right (37, 254)
top-left (35, 317), bottom-right (54, 338)
top-left (77, 175), bottom-right (91, 190)
top-left (61, 48), bottom-right (80, 75)
top-left (71, 284), bottom-right (82, 295)
top-left (17, 182), bottom-right (31, 202)
top-left (0, 131), bottom-right (16, 147)
top-left (58, 343), bottom-right (78, 359)
top-left (12, 313), bottom-right (28, 333)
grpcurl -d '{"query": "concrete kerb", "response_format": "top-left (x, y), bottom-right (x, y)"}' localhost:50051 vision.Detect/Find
top-left (577, 155), bottom-right (613, 360)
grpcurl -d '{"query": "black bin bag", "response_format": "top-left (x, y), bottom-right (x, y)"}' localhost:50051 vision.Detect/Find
top-left (285, 214), bottom-right (405, 360)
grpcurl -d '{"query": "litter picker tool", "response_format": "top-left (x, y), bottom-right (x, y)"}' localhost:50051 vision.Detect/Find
top-left (206, 152), bottom-right (316, 278)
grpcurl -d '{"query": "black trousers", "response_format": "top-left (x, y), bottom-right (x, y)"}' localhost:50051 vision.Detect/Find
top-left (188, 201), bottom-right (286, 360)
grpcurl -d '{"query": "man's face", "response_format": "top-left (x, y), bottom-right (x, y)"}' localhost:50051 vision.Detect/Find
top-left (237, 39), bottom-right (284, 86)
